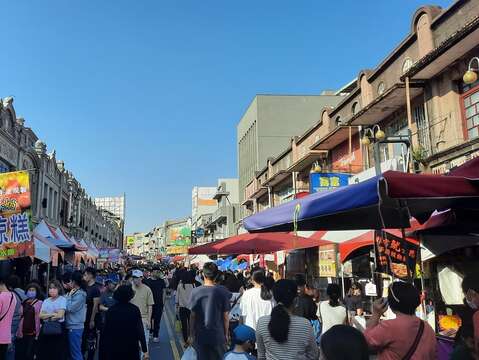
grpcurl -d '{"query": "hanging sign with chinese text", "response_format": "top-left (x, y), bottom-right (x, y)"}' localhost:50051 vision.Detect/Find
top-left (309, 172), bottom-right (350, 193)
top-left (0, 171), bottom-right (34, 259)
top-left (319, 244), bottom-right (338, 277)
top-left (374, 231), bottom-right (419, 280)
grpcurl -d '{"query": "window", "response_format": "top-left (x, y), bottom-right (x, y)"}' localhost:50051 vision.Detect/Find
top-left (402, 58), bottom-right (413, 75)
top-left (352, 102), bottom-right (360, 115)
top-left (462, 85), bottom-right (479, 139)
top-left (335, 116), bottom-right (342, 126)
top-left (377, 82), bottom-right (386, 96)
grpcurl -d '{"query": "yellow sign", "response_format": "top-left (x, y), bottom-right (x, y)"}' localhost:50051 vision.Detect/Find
top-left (167, 245), bottom-right (188, 255)
top-left (319, 244), bottom-right (338, 277)
top-left (126, 236), bottom-right (135, 246)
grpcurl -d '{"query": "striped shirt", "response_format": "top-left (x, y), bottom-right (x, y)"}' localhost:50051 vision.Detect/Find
top-left (256, 314), bottom-right (319, 360)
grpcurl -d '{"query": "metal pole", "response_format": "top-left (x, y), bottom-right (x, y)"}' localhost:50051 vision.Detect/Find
top-left (373, 142), bottom-right (382, 175)
top-left (46, 263), bottom-right (51, 291)
top-left (405, 77), bottom-right (414, 173)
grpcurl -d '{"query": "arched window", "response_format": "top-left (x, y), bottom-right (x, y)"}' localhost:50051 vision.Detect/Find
top-left (335, 116), bottom-right (342, 126)
top-left (352, 102), bottom-right (360, 115)
top-left (377, 82), bottom-right (386, 96)
top-left (402, 58), bottom-right (413, 74)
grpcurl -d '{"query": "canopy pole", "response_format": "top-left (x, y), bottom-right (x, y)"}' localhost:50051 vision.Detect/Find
top-left (341, 263), bottom-right (346, 299)
top-left (46, 263), bottom-right (51, 291)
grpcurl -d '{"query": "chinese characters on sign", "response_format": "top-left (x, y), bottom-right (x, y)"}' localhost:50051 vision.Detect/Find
top-left (374, 231), bottom-right (419, 280)
top-left (319, 244), bottom-right (338, 277)
top-left (309, 173), bottom-right (350, 193)
top-left (0, 171), bottom-right (34, 259)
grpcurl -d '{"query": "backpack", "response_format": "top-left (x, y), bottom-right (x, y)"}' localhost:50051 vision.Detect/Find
top-left (22, 299), bottom-right (38, 336)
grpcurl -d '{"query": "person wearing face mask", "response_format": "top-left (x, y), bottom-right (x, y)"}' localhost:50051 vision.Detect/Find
top-left (15, 283), bottom-right (43, 360)
top-left (37, 281), bottom-right (67, 360)
top-left (462, 272), bottom-right (479, 356)
top-left (65, 271), bottom-right (87, 360)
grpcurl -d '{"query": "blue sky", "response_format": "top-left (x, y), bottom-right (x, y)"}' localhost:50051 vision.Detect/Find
top-left (1, 0), bottom-right (451, 234)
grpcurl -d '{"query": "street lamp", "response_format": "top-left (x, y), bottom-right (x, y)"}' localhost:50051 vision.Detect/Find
top-left (361, 125), bottom-right (411, 175)
top-left (361, 125), bottom-right (386, 146)
top-left (463, 57), bottom-right (479, 84)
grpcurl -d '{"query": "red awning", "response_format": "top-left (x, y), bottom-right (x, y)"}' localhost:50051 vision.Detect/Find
top-left (311, 228), bottom-right (419, 263)
top-left (189, 232), bottom-right (329, 255)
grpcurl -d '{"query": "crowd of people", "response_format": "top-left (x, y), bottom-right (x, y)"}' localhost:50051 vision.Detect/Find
top-left (0, 265), bottom-right (168, 360)
top-left (0, 262), bottom-right (476, 360)
top-left (168, 262), bottom-right (479, 360)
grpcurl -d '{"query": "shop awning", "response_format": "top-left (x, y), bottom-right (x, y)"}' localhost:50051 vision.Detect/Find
top-left (33, 221), bottom-right (74, 249)
top-left (311, 229), bottom-right (418, 263)
top-left (33, 233), bottom-right (64, 266)
top-left (189, 232), bottom-right (329, 255)
top-left (243, 157), bottom-right (479, 233)
top-left (411, 209), bottom-right (479, 261)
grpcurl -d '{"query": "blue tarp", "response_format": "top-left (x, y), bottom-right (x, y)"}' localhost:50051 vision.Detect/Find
top-left (243, 175), bottom-right (410, 232)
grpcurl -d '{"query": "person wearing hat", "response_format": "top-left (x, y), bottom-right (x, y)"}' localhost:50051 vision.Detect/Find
top-left (130, 270), bottom-right (154, 353)
top-left (223, 325), bottom-right (256, 360)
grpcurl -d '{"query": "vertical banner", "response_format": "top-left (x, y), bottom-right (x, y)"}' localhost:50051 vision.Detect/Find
top-left (0, 171), bottom-right (34, 259)
top-left (319, 244), bottom-right (338, 277)
top-left (374, 231), bottom-right (419, 280)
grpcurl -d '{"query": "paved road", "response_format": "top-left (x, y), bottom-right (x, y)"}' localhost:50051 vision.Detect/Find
top-left (149, 297), bottom-right (184, 360)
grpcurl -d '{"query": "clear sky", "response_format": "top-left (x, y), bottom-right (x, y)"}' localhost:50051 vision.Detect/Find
top-left (1, 0), bottom-right (451, 234)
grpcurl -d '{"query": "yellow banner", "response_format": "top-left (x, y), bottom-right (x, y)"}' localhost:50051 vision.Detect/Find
top-left (167, 245), bottom-right (188, 255)
top-left (0, 171), bottom-right (34, 260)
top-left (319, 244), bottom-right (338, 277)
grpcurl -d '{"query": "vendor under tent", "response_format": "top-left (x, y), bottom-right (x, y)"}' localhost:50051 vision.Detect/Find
top-left (188, 232), bottom-right (330, 255)
top-left (243, 157), bottom-right (479, 233)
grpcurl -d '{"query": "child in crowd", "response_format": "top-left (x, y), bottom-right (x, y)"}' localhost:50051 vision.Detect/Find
top-left (223, 325), bottom-right (256, 360)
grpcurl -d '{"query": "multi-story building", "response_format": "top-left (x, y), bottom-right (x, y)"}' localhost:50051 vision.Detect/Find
top-left (206, 178), bottom-right (240, 242)
top-left (237, 94), bottom-right (345, 212)
top-left (240, 0), bottom-right (479, 282)
top-left (0, 97), bottom-right (123, 249)
top-left (243, 0), bottom-right (479, 215)
top-left (94, 195), bottom-right (126, 248)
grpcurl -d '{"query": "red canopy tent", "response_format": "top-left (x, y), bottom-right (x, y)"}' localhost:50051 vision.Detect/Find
top-left (188, 232), bottom-right (329, 255)
top-left (311, 229), bottom-right (418, 262)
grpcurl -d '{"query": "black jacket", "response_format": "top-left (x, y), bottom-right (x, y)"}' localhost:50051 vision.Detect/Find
top-left (292, 293), bottom-right (318, 321)
top-left (99, 303), bottom-right (147, 360)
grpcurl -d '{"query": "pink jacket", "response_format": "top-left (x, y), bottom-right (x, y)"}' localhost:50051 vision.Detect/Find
top-left (17, 300), bottom-right (43, 338)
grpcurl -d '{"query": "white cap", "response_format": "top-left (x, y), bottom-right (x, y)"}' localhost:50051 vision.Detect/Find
top-left (132, 269), bottom-right (143, 278)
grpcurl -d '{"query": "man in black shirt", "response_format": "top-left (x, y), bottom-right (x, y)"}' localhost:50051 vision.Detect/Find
top-left (145, 271), bottom-right (166, 342)
top-left (292, 274), bottom-right (317, 321)
top-left (82, 267), bottom-right (101, 360)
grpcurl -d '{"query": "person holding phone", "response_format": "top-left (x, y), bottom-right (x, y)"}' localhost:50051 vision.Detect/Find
top-left (364, 282), bottom-right (436, 359)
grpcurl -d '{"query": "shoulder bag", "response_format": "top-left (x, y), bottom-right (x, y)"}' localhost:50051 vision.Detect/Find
top-left (401, 320), bottom-right (425, 360)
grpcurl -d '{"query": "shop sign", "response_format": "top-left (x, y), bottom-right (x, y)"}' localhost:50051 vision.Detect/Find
top-left (365, 282), bottom-right (377, 297)
top-left (374, 231), bottom-right (418, 280)
top-left (0, 171), bottom-right (34, 260)
top-left (167, 245), bottom-right (188, 255)
top-left (98, 248), bottom-right (121, 262)
top-left (319, 244), bottom-right (338, 277)
top-left (167, 225), bottom-right (192, 246)
top-left (309, 173), bottom-right (349, 193)
top-left (126, 236), bottom-right (135, 246)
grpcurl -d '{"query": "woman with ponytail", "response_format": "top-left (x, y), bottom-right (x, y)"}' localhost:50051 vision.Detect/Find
top-left (256, 279), bottom-right (318, 360)
top-left (319, 284), bottom-right (347, 334)
top-left (239, 269), bottom-right (274, 330)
